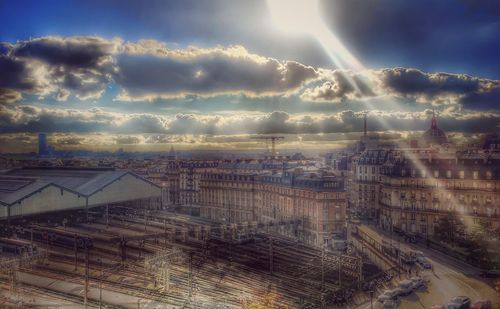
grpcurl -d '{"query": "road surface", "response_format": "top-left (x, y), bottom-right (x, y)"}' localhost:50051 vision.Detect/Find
top-left (355, 224), bottom-right (499, 309)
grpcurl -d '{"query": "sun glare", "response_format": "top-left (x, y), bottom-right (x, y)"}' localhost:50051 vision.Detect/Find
top-left (268, 0), bottom-right (477, 236)
top-left (267, 0), bottom-right (322, 34)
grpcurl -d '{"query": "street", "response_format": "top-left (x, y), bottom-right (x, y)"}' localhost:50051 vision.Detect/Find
top-left (355, 224), bottom-right (500, 309)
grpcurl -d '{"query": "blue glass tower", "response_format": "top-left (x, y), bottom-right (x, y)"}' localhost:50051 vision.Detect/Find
top-left (38, 133), bottom-right (48, 155)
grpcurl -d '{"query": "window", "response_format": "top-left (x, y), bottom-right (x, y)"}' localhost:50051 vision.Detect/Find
top-left (421, 170), bottom-right (427, 178)
top-left (434, 170), bottom-right (439, 178)
top-left (473, 171), bottom-right (478, 180)
top-left (459, 170), bottom-right (465, 179)
top-left (447, 170), bottom-right (452, 178)
top-left (486, 171), bottom-right (492, 180)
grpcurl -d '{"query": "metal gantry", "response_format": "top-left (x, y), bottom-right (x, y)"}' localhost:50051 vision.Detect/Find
top-left (144, 248), bottom-right (187, 294)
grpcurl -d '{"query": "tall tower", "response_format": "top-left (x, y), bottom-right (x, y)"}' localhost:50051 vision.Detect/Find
top-left (431, 109), bottom-right (437, 129)
top-left (167, 146), bottom-right (177, 160)
top-left (38, 133), bottom-right (48, 156)
top-left (363, 113), bottom-right (367, 137)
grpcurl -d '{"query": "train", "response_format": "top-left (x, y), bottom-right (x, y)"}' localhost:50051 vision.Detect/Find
top-left (0, 238), bottom-right (38, 255)
top-left (12, 226), bottom-right (93, 250)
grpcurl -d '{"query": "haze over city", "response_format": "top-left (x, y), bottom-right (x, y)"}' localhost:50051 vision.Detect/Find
top-left (0, 1), bottom-right (499, 308)
top-left (1, 0), bottom-right (498, 153)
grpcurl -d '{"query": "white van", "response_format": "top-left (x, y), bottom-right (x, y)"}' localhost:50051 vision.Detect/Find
top-left (398, 279), bottom-right (414, 296)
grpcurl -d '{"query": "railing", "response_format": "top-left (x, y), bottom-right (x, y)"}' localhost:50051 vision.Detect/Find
top-left (379, 202), bottom-right (499, 219)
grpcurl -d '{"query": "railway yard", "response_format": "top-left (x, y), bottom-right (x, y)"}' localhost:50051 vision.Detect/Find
top-left (0, 205), bottom-right (375, 308)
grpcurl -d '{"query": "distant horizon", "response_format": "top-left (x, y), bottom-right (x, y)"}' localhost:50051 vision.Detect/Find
top-left (1, 0), bottom-right (499, 152)
top-left (0, 129), bottom-right (491, 156)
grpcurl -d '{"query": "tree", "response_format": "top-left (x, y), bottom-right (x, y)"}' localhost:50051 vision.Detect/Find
top-left (465, 219), bottom-right (495, 269)
top-left (434, 214), bottom-right (466, 245)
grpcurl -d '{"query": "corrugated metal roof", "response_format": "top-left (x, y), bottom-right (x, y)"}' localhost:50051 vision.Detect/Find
top-left (75, 170), bottom-right (128, 195)
top-left (0, 168), bottom-right (157, 206)
top-left (0, 179), bottom-right (53, 205)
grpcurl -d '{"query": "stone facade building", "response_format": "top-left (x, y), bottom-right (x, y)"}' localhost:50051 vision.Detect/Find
top-left (349, 149), bottom-right (388, 220)
top-left (199, 169), bottom-right (346, 248)
top-left (378, 149), bottom-right (500, 237)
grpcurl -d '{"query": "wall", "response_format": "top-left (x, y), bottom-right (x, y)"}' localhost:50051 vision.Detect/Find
top-left (9, 185), bottom-right (85, 218)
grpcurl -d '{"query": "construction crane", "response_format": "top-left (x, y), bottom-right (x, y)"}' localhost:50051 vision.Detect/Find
top-left (251, 136), bottom-right (284, 158)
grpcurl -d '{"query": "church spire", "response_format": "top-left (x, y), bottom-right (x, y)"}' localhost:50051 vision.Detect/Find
top-left (431, 109), bottom-right (437, 129)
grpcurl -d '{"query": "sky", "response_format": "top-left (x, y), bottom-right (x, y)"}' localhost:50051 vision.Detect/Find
top-left (0, 0), bottom-right (499, 152)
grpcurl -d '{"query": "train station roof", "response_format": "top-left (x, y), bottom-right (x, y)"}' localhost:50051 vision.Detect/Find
top-left (0, 167), bottom-right (158, 206)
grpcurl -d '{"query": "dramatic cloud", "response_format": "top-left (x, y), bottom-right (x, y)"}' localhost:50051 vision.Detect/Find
top-left (1, 36), bottom-right (499, 111)
top-left (375, 67), bottom-right (500, 106)
top-left (0, 88), bottom-right (22, 103)
top-left (115, 43), bottom-right (318, 101)
top-left (11, 36), bottom-right (119, 68)
top-left (0, 105), bottom-right (122, 133)
top-left (300, 70), bottom-right (375, 102)
top-left (1, 36), bottom-right (120, 102)
top-left (0, 37), bottom-right (318, 102)
top-left (459, 86), bottom-right (500, 111)
top-left (0, 55), bottom-right (54, 100)
top-left (1, 104), bottom-right (498, 136)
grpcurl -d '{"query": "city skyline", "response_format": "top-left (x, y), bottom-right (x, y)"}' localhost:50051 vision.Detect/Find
top-left (1, 0), bottom-right (499, 153)
top-left (0, 2), bottom-right (499, 306)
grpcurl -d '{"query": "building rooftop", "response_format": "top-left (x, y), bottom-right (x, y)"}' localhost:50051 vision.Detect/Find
top-left (422, 111), bottom-right (448, 145)
top-left (0, 167), bottom-right (151, 206)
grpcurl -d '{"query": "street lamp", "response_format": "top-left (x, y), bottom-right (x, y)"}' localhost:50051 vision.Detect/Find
top-left (369, 290), bottom-right (374, 309)
top-left (98, 258), bottom-right (102, 309)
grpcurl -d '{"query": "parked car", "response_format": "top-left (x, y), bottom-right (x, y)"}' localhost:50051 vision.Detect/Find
top-left (409, 276), bottom-right (425, 289)
top-left (382, 299), bottom-right (398, 309)
top-left (416, 256), bottom-right (432, 269)
top-left (401, 252), bottom-right (416, 265)
top-left (398, 279), bottom-right (414, 296)
top-left (447, 296), bottom-right (471, 309)
top-left (405, 234), bottom-right (418, 243)
top-left (411, 250), bottom-right (425, 258)
top-left (471, 300), bottom-right (492, 309)
top-left (377, 289), bottom-right (401, 303)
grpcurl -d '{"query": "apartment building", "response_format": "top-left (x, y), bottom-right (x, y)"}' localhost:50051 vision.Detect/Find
top-left (199, 169), bottom-right (346, 248)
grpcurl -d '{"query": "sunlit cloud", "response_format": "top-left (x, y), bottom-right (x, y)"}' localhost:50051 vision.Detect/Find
top-left (1, 35), bottom-right (498, 112)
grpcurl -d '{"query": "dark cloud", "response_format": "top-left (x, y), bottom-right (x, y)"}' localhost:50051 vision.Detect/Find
top-left (1, 37), bottom-right (320, 102)
top-left (0, 36), bottom-right (118, 102)
top-left (459, 87), bottom-right (500, 111)
top-left (11, 36), bottom-right (118, 68)
top-left (115, 44), bottom-right (318, 100)
top-left (0, 88), bottom-right (22, 103)
top-left (377, 68), bottom-right (500, 104)
top-left (0, 105), bottom-right (119, 133)
top-left (1, 104), bottom-right (498, 135)
top-left (0, 55), bottom-right (51, 98)
top-left (1, 36), bottom-right (499, 110)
